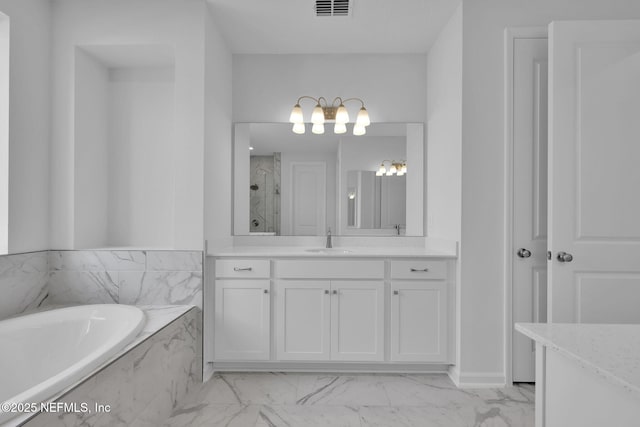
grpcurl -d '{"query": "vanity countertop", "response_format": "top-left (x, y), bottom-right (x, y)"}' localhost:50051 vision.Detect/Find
top-left (208, 246), bottom-right (456, 258)
top-left (516, 322), bottom-right (640, 398)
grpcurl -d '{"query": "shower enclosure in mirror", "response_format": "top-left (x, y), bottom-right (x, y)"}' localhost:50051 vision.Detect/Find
top-left (233, 123), bottom-right (424, 236)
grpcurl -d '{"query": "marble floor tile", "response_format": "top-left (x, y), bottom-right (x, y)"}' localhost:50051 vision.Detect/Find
top-left (164, 373), bottom-right (535, 427)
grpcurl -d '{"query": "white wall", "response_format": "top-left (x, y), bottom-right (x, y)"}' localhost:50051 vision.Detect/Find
top-left (73, 49), bottom-right (109, 248)
top-left (50, 0), bottom-right (205, 250)
top-left (0, 0), bottom-right (50, 253)
top-left (107, 67), bottom-right (175, 247)
top-left (0, 12), bottom-right (8, 254)
top-left (232, 54), bottom-right (427, 123)
top-left (204, 5), bottom-right (233, 250)
top-left (459, 0), bottom-right (640, 383)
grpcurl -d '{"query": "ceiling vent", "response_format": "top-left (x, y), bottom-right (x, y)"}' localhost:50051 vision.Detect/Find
top-left (315, 0), bottom-right (351, 17)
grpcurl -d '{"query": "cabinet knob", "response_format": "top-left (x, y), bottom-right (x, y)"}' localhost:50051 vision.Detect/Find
top-left (393, 290), bottom-right (399, 295)
top-left (332, 290), bottom-right (338, 295)
top-left (324, 290), bottom-right (330, 294)
top-left (234, 267), bottom-right (253, 272)
top-left (263, 289), bottom-right (269, 294)
top-left (410, 268), bottom-right (429, 272)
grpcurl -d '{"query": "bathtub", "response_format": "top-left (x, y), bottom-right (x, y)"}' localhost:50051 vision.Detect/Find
top-left (0, 304), bottom-right (145, 424)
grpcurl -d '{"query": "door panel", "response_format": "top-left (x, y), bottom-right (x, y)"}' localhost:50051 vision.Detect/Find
top-left (215, 280), bottom-right (270, 360)
top-left (330, 281), bottom-right (384, 361)
top-left (548, 20), bottom-right (640, 322)
top-left (390, 281), bottom-right (447, 362)
top-left (512, 36), bottom-right (549, 382)
top-left (276, 280), bottom-right (331, 360)
top-left (290, 162), bottom-right (326, 236)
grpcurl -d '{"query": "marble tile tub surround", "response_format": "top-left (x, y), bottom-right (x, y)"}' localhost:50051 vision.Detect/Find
top-left (0, 251), bottom-right (49, 320)
top-left (46, 250), bottom-right (203, 308)
top-left (20, 306), bottom-right (201, 427)
top-left (165, 373), bottom-right (534, 427)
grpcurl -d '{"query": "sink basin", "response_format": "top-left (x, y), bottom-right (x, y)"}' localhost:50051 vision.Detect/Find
top-left (305, 248), bottom-right (355, 255)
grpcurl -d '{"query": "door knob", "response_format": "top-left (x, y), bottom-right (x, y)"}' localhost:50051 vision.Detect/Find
top-left (517, 248), bottom-right (532, 258)
top-left (556, 251), bottom-right (573, 263)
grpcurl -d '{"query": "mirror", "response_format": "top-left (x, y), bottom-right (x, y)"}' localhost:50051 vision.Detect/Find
top-left (233, 123), bottom-right (423, 236)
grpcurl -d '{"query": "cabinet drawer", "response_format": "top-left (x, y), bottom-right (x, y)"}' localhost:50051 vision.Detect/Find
top-left (390, 260), bottom-right (447, 280)
top-left (276, 260), bottom-right (384, 279)
top-left (215, 259), bottom-right (270, 278)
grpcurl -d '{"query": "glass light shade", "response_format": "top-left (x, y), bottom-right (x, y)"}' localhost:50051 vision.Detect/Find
top-left (292, 122), bottom-right (305, 134)
top-left (335, 104), bottom-right (349, 124)
top-left (334, 122), bottom-right (347, 134)
top-left (289, 104), bottom-right (304, 123)
top-left (311, 104), bottom-right (325, 124)
top-left (312, 123), bottom-right (325, 134)
top-left (376, 164), bottom-right (386, 176)
top-left (356, 107), bottom-right (370, 127)
top-left (396, 171), bottom-right (405, 176)
top-left (387, 164), bottom-right (397, 176)
top-left (400, 164), bottom-right (407, 174)
top-left (353, 124), bottom-right (366, 136)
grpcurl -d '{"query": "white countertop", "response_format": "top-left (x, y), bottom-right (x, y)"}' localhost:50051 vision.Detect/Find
top-left (516, 323), bottom-right (640, 398)
top-left (208, 246), bottom-right (456, 258)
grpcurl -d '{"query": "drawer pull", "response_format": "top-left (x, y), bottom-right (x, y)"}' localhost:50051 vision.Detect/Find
top-left (410, 268), bottom-right (429, 272)
top-left (393, 290), bottom-right (399, 295)
top-left (233, 267), bottom-right (253, 272)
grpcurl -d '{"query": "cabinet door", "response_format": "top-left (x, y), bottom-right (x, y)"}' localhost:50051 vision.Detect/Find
top-left (276, 280), bottom-right (331, 360)
top-left (391, 281), bottom-right (448, 362)
top-left (331, 281), bottom-right (384, 361)
top-left (215, 279), bottom-right (270, 360)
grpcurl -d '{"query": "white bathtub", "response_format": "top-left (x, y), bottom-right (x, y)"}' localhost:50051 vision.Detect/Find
top-left (0, 304), bottom-right (145, 424)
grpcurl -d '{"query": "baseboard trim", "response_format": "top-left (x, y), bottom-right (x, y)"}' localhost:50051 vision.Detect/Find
top-left (211, 361), bottom-right (451, 374)
top-left (448, 366), bottom-right (506, 388)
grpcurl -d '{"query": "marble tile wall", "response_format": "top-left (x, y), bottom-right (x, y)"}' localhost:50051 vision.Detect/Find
top-left (0, 251), bottom-right (49, 320)
top-left (23, 307), bottom-right (202, 427)
top-left (45, 250), bottom-right (203, 308)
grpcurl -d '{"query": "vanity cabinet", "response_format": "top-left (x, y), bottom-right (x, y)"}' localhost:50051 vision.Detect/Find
top-left (214, 260), bottom-right (271, 360)
top-left (276, 279), bottom-right (384, 361)
top-left (390, 260), bottom-right (448, 362)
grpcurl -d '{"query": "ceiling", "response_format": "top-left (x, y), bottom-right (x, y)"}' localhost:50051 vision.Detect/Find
top-left (205, 0), bottom-right (461, 54)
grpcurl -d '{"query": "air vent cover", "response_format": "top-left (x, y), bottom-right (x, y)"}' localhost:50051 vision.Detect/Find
top-left (315, 0), bottom-right (351, 17)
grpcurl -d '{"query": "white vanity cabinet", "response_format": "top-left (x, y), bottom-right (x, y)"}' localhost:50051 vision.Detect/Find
top-left (214, 260), bottom-right (271, 360)
top-left (390, 260), bottom-right (449, 362)
top-left (275, 260), bottom-right (385, 362)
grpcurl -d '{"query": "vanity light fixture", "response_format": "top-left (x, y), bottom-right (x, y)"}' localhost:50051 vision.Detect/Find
top-left (289, 96), bottom-right (370, 135)
top-left (376, 160), bottom-right (407, 177)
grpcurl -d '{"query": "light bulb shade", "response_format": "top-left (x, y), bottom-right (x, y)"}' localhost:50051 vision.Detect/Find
top-left (334, 122), bottom-right (347, 134)
top-left (311, 104), bottom-right (325, 124)
top-left (336, 104), bottom-right (349, 124)
top-left (353, 124), bottom-right (366, 136)
top-left (388, 164), bottom-right (397, 175)
top-left (312, 123), bottom-right (325, 134)
top-left (400, 164), bottom-right (407, 174)
top-left (292, 122), bottom-right (306, 134)
top-left (289, 104), bottom-right (304, 123)
top-left (376, 164), bottom-right (386, 176)
top-left (396, 171), bottom-right (405, 176)
top-left (356, 107), bottom-right (370, 127)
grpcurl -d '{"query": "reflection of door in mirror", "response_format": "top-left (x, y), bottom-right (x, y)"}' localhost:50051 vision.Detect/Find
top-left (249, 153), bottom-right (281, 235)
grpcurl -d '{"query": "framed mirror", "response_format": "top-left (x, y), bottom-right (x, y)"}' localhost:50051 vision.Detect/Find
top-left (233, 123), bottom-right (423, 236)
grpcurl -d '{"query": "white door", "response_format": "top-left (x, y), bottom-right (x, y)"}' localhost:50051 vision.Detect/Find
top-left (330, 281), bottom-right (384, 361)
top-left (380, 176), bottom-right (407, 229)
top-left (390, 281), bottom-right (448, 362)
top-left (214, 280), bottom-right (270, 360)
top-left (290, 162), bottom-right (326, 235)
top-left (512, 36), bottom-right (549, 382)
top-left (548, 20), bottom-right (640, 323)
top-left (276, 280), bottom-right (331, 360)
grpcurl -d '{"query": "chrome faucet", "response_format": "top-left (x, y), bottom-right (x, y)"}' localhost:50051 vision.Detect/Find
top-left (326, 227), bottom-right (332, 248)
